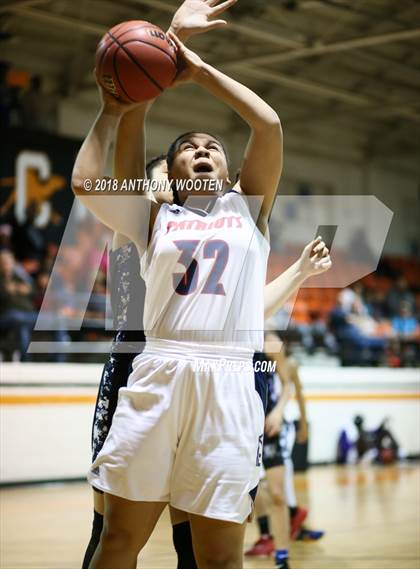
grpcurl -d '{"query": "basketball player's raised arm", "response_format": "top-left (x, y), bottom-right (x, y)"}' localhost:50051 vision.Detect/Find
top-left (264, 237), bottom-right (332, 320)
top-left (169, 33), bottom-right (282, 230)
top-left (71, 88), bottom-right (155, 251)
top-left (111, 101), bottom-right (155, 251)
top-left (110, 0), bottom-right (238, 250)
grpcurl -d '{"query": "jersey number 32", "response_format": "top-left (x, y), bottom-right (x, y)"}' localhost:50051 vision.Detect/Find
top-left (173, 239), bottom-right (228, 296)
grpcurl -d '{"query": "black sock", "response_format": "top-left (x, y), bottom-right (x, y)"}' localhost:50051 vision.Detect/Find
top-left (81, 510), bottom-right (103, 569)
top-left (289, 506), bottom-right (298, 519)
top-left (172, 521), bottom-right (198, 569)
top-left (257, 515), bottom-right (270, 537)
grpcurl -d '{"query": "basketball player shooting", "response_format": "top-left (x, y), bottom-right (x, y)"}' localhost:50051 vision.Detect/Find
top-left (71, 11), bottom-right (282, 569)
top-left (80, 2), bottom-right (240, 569)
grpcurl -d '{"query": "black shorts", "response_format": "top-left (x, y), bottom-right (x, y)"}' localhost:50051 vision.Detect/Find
top-left (262, 422), bottom-right (291, 470)
top-left (91, 331), bottom-right (144, 463)
top-left (91, 351), bottom-right (134, 463)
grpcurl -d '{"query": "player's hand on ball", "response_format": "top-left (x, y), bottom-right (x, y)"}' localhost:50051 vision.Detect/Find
top-left (170, 0), bottom-right (237, 41)
top-left (298, 236), bottom-right (332, 278)
top-left (265, 411), bottom-right (281, 438)
top-left (167, 32), bottom-right (205, 86)
top-left (96, 75), bottom-right (153, 116)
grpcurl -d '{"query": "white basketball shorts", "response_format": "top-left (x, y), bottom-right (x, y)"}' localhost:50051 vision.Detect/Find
top-left (88, 338), bottom-right (265, 524)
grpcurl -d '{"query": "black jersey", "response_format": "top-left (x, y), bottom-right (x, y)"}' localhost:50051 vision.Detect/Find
top-left (92, 242), bottom-right (145, 460)
top-left (109, 242), bottom-right (145, 353)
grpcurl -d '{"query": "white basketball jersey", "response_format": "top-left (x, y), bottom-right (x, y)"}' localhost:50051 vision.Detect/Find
top-left (140, 191), bottom-right (270, 351)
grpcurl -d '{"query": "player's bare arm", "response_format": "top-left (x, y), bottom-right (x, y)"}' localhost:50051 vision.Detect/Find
top-left (111, 103), bottom-right (153, 251)
top-left (264, 332), bottom-right (293, 438)
top-left (113, 105), bottom-right (150, 185)
top-left (264, 236), bottom-right (332, 320)
top-left (71, 86), bottom-right (156, 251)
top-left (168, 32), bottom-right (282, 233)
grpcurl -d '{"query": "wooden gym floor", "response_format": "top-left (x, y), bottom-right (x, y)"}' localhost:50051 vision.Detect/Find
top-left (1, 464), bottom-right (419, 569)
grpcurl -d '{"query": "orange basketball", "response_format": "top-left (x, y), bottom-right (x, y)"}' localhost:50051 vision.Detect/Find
top-left (95, 20), bottom-right (177, 103)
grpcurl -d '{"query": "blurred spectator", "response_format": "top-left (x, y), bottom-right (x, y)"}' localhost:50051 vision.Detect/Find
top-left (0, 249), bottom-right (37, 361)
top-left (391, 301), bottom-right (419, 338)
top-left (41, 243), bottom-right (59, 273)
top-left (76, 218), bottom-right (109, 276)
top-left (386, 275), bottom-right (416, 317)
top-left (330, 292), bottom-right (387, 366)
top-left (366, 288), bottom-right (388, 321)
top-left (11, 202), bottom-right (46, 275)
top-left (0, 249), bottom-right (69, 361)
top-left (337, 282), bottom-right (365, 314)
top-left (387, 299), bottom-right (419, 367)
top-left (34, 271), bottom-right (50, 310)
top-left (337, 287), bottom-right (357, 314)
top-left (34, 269), bottom-right (72, 315)
top-left (0, 224), bottom-right (12, 250)
top-left (348, 290), bottom-right (377, 335)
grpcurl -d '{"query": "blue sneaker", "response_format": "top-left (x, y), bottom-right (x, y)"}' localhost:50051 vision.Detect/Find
top-left (296, 528), bottom-right (325, 541)
top-left (275, 550), bottom-right (290, 569)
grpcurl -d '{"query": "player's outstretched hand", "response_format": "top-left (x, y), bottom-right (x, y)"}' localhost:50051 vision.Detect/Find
top-left (170, 0), bottom-right (237, 41)
top-left (167, 32), bottom-right (205, 86)
top-left (297, 236), bottom-right (332, 278)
